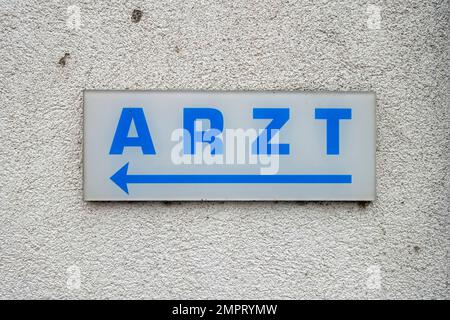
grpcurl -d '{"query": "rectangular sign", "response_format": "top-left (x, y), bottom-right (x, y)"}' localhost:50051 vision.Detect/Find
top-left (84, 91), bottom-right (375, 201)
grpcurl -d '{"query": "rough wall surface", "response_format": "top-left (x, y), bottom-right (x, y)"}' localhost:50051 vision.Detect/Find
top-left (0, 0), bottom-right (448, 299)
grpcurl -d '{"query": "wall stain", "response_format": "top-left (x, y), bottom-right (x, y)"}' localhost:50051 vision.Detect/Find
top-left (358, 201), bottom-right (370, 209)
top-left (58, 53), bottom-right (70, 66)
top-left (131, 9), bottom-right (143, 23)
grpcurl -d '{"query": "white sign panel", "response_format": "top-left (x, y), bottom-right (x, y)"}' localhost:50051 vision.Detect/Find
top-left (84, 91), bottom-right (375, 201)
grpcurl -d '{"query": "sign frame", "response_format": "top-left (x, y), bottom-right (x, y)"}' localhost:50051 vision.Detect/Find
top-left (83, 90), bottom-right (376, 201)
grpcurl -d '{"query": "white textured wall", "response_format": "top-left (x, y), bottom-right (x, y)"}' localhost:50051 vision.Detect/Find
top-left (0, 0), bottom-right (448, 299)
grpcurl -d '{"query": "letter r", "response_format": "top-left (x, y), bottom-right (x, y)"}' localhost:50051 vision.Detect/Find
top-left (183, 108), bottom-right (224, 155)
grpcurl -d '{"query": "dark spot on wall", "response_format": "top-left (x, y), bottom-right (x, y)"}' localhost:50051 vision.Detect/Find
top-left (175, 45), bottom-right (181, 53)
top-left (413, 246), bottom-right (420, 253)
top-left (58, 53), bottom-right (70, 66)
top-left (358, 201), bottom-right (370, 209)
top-left (162, 201), bottom-right (182, 206)
top-left (131, 9), bottom-right (143, 23)
top-left (296, 201), bottom-right (314, 206)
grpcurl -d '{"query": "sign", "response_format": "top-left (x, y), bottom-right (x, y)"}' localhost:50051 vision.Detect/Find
top-left (84, 91), bottom-right (375, 200)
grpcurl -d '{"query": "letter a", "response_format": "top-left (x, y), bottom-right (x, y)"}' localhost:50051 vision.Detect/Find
top-left (110, 108), bottom-right (156, 154)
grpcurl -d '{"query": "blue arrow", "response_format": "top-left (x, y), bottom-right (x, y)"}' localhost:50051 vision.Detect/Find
top-left (110, 163), bottom-right (352, 194)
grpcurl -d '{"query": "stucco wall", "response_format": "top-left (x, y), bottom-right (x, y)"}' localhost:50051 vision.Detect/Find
top-left (0, 0), bottom-right (448, 299)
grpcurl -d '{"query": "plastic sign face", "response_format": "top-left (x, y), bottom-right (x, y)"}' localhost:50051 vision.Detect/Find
top-left (83, 91), bottom-right (376, 201)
